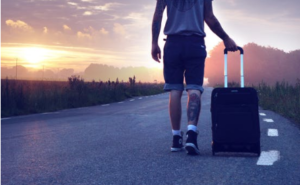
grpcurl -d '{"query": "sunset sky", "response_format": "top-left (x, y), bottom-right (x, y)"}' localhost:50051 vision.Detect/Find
top-left (1, 0), bottom-right (300, 73)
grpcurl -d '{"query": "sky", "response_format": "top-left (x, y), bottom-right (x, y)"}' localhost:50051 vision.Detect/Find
top-left (1, 0), bottom-right (300, 72)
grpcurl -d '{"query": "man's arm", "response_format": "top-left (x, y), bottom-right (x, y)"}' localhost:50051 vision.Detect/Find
top-left (204, 0), bottom-right (237, 51)
top-left (151, 0), bottom-right (166, 63)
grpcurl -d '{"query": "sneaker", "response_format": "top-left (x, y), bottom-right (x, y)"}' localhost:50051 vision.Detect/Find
top-left (171, 131), bottom-right (184, 152)
top-left (185, 130), bottom-right (200, 155)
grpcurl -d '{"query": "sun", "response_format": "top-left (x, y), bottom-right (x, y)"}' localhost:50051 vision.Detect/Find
top-left (22, 47), bottom-right (49, 64)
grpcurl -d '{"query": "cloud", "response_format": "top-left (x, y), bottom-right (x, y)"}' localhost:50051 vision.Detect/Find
top-left (83, 26), bottom-right (109, 35)
top-left (68, 2), bottom-right (77, 6)
top-left (113, 23), bottom-right (126, 35)
top-left (83, 11), bottom-right (92, 16)
top-left (94, 3), bottom-right (122, 11)
top-left (124, 12), bottom-right (150, 28)
top-left (77, 31), bottom-right (92, 39)
top-left (63, 24), bottom-right (72, 31)
top-left (100, 28), bottom-right (109, 35)
top-left (5, 20), bottom-right (34, 32)
top-left (43, 27), bottom-right (48, 34)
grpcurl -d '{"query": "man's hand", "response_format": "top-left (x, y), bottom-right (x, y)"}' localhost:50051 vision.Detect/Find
top-left (223, 37), bottom-right (238, 52)
top-left (151, 43), bottom-right (161, 63)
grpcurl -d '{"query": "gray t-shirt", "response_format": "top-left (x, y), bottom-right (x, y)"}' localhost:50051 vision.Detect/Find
top-left (163, 0), bottom-right (212, 37)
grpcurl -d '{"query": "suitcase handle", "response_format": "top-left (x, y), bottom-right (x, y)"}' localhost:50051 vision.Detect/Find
top-left (223, 46), bottom-right (244, 88)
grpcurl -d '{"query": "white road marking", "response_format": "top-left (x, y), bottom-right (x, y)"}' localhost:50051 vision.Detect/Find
top-left (1, 118), bottom-right (11, 121)
top-left (118, 102), bottom-right (124, 104)
top-left (257, 150), bottom-right (280, 166)
top-left (130, 99), bottom-right (135, 101)
top-left (138, 98), bottom-right (143, 100)
top-left (268, 129), bottom-right (279, 137)
top-left (263, 119), bottom-right (274, 123)
top-left (102, 104), bottom-right (110, 107)
top-left (260, 113), bottom-right (266, 116)
top-left (42, 112), bottom-right (59, 115)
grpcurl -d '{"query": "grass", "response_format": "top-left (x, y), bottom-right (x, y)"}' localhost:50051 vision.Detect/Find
top-left (1, 76), bottom-right (164, 117)
top-left (256, 80), bottom-right (300, 125)
top-left (214, 80), bottom-right (300, 125)
top-left (2, 77), bottom-right (300, 126)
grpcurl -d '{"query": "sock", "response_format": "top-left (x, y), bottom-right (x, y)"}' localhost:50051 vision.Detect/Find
top-left (187, 125), bottom-right (197, 132)
top-left (172, 130), bottom-right (181, 136)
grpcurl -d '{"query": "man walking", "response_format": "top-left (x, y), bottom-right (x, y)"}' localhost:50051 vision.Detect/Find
top-left (151, 0), bottom-right (238, 155)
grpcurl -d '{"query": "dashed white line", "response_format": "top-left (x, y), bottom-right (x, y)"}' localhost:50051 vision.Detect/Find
top-left (118, 102), bottom-right (124, 104)
top-left (260, 113), bottom-right (266, 116)
top-left (138, 97), bottom-right (143, 100)
top-left (268, 129), bottom-right (279, 137)
top-left (102, 104), bottom-right (110, 107)
top-left (130, 99), bottom-right (135, 102)
top-left (42, 112), bottom-right (60, 115)
top-left (1, 118), bottom-right (11, 121)
top-left (263, 119), bottom-right (274, 123)
top-left (257, 150), bottom-right (280, 166)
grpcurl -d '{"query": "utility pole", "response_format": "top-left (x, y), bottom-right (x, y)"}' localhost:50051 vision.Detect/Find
top-left (16, 58), bottom-right (18, 80)
top-left (43, 65), bottom-right (44, 81)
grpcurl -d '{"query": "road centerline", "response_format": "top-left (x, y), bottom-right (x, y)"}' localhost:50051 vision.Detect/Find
top-left (257, 150), bottom-right (280, 166)
top-left (263, 118), bottom-right (274, 123)
top-left (268, 129), bottom-right (279, 137)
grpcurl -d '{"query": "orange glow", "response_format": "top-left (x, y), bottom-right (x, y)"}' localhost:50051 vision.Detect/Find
top-left (21, 47), bottom-right (49, 65)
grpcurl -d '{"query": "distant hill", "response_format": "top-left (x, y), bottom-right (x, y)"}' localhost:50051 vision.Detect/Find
top-left (205, 43), bottom-right (300, 86)
top-left (83, 64), bottom-right (163, 83)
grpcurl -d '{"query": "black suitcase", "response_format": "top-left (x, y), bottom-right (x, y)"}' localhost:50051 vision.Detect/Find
top-left (211, 47), bottom-right (261, 156)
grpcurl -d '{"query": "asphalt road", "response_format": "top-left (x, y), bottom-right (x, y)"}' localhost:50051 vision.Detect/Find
top-left (1, 87), bottom-right (300, 185)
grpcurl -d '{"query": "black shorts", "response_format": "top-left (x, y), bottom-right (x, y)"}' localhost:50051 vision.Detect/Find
top-left (163, 35), bottom-right (207, 93)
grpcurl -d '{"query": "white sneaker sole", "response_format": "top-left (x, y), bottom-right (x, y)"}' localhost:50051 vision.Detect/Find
top-left (185, 143), bottom-right (200, 155)
top-left (171, 147), bottom-right (184, 152)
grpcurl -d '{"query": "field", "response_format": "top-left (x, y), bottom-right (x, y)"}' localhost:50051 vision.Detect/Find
top-left (1, 76), bottom-right (164, 117)
top-left (1, 78), bottom-right (300, 126)
top-left (256, 80), bottom-right (300, 125)
top-left (223, 81), bottom-right (300, 125)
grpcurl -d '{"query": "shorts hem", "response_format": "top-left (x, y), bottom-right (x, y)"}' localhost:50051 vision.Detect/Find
top-left (164, 84), bottom-right (184, 91)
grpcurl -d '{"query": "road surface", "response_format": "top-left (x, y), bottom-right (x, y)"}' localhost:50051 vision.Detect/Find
top-left (1, 87), bottom-right (300, 185)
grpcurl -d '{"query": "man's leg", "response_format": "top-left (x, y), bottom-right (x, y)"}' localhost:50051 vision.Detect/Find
top-left (169, 90), bottom-right (183, 130)
top-left (169, 90), bottom-right (184, 152)
top-left (185, 89), bottom-right (202, 155)
top-left (187, 90), bottom-right (201, 126)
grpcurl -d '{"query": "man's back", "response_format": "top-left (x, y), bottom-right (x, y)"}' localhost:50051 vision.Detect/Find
top-left (164, 0), bottom-right (207, 37)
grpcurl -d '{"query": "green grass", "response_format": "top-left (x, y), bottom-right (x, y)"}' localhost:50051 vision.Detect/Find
top-left (1, 76), bottom-right (164, 117)
top-left (256, 80), bottom-right (300, 125)
top-left (214, 80), bottom-right (300, 125)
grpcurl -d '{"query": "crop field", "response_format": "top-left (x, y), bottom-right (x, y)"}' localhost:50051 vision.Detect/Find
top-left (1, 76), bottom-right (164, 117)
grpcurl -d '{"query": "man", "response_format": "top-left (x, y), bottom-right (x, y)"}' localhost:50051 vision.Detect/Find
top-left (151, 0), bottom-right (238, 155)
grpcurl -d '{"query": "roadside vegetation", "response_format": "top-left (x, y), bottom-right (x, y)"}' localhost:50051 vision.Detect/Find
top-left (216, 80), bottom-right (300, 126)
top-left (2, 77), bottom-right (299, 126)
top-left (256, 80), bottom-right (300, 125)
top-left (1, 76), bottom-right (164, 117)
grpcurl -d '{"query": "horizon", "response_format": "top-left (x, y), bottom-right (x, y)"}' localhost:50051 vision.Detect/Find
top-left (1, 0), bottom-right (300, 73)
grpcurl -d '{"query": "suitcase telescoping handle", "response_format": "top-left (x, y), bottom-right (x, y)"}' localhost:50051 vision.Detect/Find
top-left (224, 47), bottom-right (244, 88)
